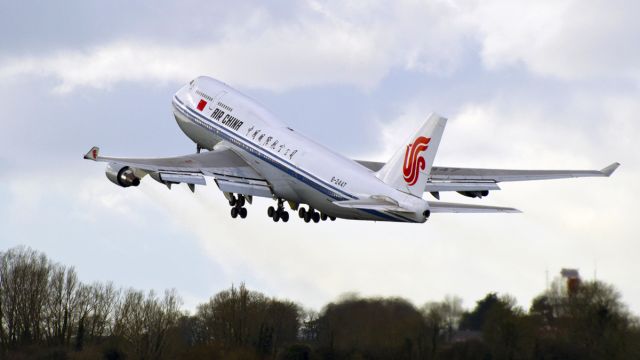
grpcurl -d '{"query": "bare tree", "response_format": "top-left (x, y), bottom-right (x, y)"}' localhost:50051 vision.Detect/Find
top-left (113, 288), bottom-right (182, 359)
top-left (86, 282), bottom-right (119, 339)
top-left (194, 283), bottom-right (300, 357)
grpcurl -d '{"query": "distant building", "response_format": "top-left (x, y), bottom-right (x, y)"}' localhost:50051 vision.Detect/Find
top-left (560, 268), bottom-right (581, 296)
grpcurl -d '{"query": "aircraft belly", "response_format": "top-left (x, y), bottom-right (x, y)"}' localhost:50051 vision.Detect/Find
top-left (252, 160), bottom-right (301, 201)
top-left (259, 164), bottom-right (396, 221)
top-left (237, 149), bottom-right (390, 221)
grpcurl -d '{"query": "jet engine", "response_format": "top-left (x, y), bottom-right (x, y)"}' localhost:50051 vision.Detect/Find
top-left (105, 163), bottom-right (140, 187)
top-left (457, 190), bottom-right (489, 198)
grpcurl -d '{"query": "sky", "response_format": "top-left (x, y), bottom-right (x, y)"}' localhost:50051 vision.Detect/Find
top-left (1, 0), bottom-right (639, 314)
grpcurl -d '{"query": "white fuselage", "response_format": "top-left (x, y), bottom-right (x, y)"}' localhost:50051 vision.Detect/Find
top-left (171, 77), bottom-right (428, 222)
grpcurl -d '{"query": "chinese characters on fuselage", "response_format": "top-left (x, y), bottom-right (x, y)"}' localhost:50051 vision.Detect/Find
top-left (209, 107), bottom-right (299, 160)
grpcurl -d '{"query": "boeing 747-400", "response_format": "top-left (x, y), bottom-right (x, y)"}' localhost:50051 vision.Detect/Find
top-left (84, 76), bottom-right (619, 223)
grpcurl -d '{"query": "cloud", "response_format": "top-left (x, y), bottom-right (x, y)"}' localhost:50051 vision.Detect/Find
top-left (0, 0), bottom-right (471, 93)
top-left (468, 0), bottom-right (640, 81)
top-left (1, 0), bottom-right (637, 94)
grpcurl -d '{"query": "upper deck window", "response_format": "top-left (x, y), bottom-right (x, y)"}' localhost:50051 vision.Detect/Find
top-left (195, 89), bottom-right (214, 102)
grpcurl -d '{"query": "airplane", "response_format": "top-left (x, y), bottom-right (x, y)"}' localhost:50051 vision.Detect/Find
top-left (84, 76), bottom-right (620, 224)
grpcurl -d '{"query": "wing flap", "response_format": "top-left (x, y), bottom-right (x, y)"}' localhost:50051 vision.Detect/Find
top-left (159, 173), bottom-right (207, 185)
top-left (424, 182), bottom-right (500, 192)
top-left (215, 179), bottom-right (273, 198)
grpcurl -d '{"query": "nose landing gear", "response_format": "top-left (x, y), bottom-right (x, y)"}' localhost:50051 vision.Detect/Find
top-left (268, 198), bottom-right (289, 222)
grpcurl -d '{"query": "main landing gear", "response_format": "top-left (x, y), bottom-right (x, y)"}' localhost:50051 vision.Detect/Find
top-left (229, 194), bottom-right (248, 219)
top-left (298, 207), bottom-right (335, 223)
top-left (268, 198), bottom-right (290, 222)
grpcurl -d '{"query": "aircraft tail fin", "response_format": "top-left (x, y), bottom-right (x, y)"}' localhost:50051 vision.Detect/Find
top-left (376, 113), bottom-right (447, 197)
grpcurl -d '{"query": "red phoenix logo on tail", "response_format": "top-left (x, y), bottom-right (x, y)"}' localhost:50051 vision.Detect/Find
top-left (403, 136), bottom-right (431, 186)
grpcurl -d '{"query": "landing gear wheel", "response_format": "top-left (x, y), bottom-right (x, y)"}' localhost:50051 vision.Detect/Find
top-left (237, 196), bottom-right (246, 207)
top-left (321, 213), bottom-right (328, 221)
top-left (281, 211), bottom-right (289, 222)
top-left (230, 207), bottom-right (238, 218)
top-left (268, 206), bottom-right (275, 218)
top-left (312, 212), bottom-right (320, 223)
top-left (239, 207), bottom-right (247, 218)
top-left (299, 208), bottom-right (306, 218)
top-left (330, 216), bottom-right (336, 221)
top-left (229, 197), bottom-right (237, 207)
top-left (304, 212), bottom-right (311, 223)
top-left (273, 211), bottom-right (280, 222)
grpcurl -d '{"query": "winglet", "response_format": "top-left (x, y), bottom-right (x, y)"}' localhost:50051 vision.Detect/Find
top-left (84, 146), bottom-right (100, 161)
top-left (600, 162), bottom-right (620, 177)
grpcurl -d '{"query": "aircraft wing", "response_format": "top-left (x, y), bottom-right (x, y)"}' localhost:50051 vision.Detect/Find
top-left (84, 146), bottom-right (264, 179)
top-left (428, 162), bottom-right (620, 182)
top-left (427, 201), bottom-right (521, 213)
top-left (355, 160), bottom-right (620, 185)
top-left (84, 146), bottom-right (272, 197)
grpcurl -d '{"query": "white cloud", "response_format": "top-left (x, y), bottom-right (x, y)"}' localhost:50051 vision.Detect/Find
top-left (374, 99), bottom-right (594, 169)
top-left (2, 0), bottom-right (636, 92)
top-left (468, 0), bottom-right (640, 81)
top-left (0, 0), bottom-right (471, 93)
top-left (368, 87), bottom-right (639, 310)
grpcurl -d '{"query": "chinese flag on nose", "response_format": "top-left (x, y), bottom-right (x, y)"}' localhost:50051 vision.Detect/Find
top-left (197, 99), bottom-right (207, 111)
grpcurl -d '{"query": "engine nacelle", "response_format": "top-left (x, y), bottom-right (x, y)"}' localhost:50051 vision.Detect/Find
top-left (105, 163), bottom-right (140, 187)
top-left (457, 190), bottom-right (489, 198)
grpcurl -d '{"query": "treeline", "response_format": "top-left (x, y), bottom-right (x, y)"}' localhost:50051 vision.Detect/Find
top-left (1, 246), bottom-right (639, 360)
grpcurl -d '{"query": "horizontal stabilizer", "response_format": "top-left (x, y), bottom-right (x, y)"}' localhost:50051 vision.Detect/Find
top-left (428, 201), bottom-right (520, 213)
top-left (334, 195), bottom-right (410, 212)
